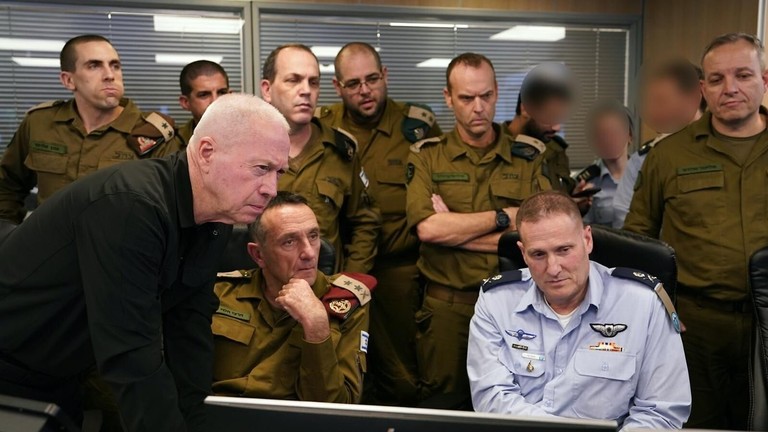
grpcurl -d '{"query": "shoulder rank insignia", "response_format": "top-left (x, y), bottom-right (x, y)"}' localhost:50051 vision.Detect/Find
top-left (322, 273), bottom-right (378, 320)
top-left (402, 103), bottom-right (437, 143)
top-left (331, 126), bottom-right (358, 161)
top-left (409, 136), bottom-right (443, 154)
top-left (638, 138), bottom-right (657, 156)
top-left (511, 134), bottom-right (546, 161)
top-left (128, 112), bottom-right (176, 156)
top-left (314, 106), bottom-right (331, 119)
top-left (611, 267), bottom-right (681, 333)
top-left (481, 270), bottom-right (523, 292)
top-left (26, 99), bottom-right (64, 115)
top-left (216, 269), bottom-right (252, 279)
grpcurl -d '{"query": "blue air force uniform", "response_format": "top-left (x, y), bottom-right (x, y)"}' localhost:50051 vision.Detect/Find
top-left (467, 261), bottom-right (691, 429)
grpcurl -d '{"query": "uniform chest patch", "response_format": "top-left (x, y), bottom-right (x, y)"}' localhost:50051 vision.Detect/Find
top-left (216, 305), bottom-right (251, 322)
top-left (590, 323), bottom-right (628, 338)
top-left (31, 141), bottom-right (67, 155)
top-left (432, 172), bottom-right (469, 182)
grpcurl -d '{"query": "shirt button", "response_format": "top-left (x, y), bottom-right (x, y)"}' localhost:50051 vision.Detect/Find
top-left (545, 400), bottom-right (552, 407)
top-left (556, 368), bottom-right (563, 375)
top-left (212, 229), bottom-right (218, 236)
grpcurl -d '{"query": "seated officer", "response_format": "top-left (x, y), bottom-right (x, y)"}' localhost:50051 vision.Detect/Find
top-left (212, 192), bottom-right (374, 403)
top-left (468, 191), bottom-right (690, 429)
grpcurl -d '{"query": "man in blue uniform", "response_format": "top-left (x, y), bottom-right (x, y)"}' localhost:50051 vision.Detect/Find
top-left (468, 191), bottom-right (690, 429)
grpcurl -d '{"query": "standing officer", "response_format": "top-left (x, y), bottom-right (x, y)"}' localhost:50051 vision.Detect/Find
top-left (178, 60), bottom-right (231, 145)
top-left (612, 59), bottom-right (704, 228)
top-left (316, 42), bottom-right (441, 405)
top-left (0, 34), bottom-right (181, 224)
top-left (505, 63), bottom-right (576, 194)
top-left (406, 53), bottom-right (548, 403)
top-left (261, 44), bottom-right (380, 274)
top-left (0, 94), bottom-right (290, 431)
top-left (212, 192), bottom-right (373, 402)
top-left (624, 32), bottom-right (768, 430)
top-left (469, 191), bottom-right (690, 429)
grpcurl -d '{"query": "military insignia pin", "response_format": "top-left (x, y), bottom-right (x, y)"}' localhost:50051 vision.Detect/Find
top-left (590, 323), bottom-right (628, 338)
top-left (329, 299), bottom-right (352, 314)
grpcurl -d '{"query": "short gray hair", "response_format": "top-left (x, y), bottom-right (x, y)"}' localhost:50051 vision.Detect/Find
top-left (701, 32), bottom-right (766, 71)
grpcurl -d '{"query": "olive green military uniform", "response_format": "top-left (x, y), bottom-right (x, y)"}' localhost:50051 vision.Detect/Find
top-left (503, 121), bottom-right (574, 193)
top-left (278, 119), bottom-right (380, 273)
top-left (316, 98), bottom-right (441, 405)
top-left (0, 98), bottom-right (182, 224)
top-left (624, 110), bottom-right (768, 429)
top-left (178, 118), bottom-right (195, 148)
top-left (406, 124), bottom-right (549, 402)
top-left (211, 269), bottom-right (370, 403)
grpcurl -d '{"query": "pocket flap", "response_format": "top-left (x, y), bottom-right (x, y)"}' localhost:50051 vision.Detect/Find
top-left (25, 152), bottom-right (67, 174)
top-left (574, 348), bottom-right (636, 381)
top-left (490, 180), bottom-right (524, 200)
top-left (212, 314), bottom-right (255, 345)
top-left (316, 179), bottom-right (344, 207)
top-left (677, 171), bottom-right (724, 193)
top-left (376, 167), bottom-right (407, 185)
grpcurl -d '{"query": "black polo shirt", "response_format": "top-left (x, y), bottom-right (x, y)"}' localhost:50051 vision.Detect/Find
top-left (0, 151), bottom-right (231, 431)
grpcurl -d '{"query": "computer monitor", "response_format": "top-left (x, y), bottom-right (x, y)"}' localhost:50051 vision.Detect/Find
top-left (204, 396), bottom-right (618, 432)
top-left (0, 395), bottom-right (78, 432)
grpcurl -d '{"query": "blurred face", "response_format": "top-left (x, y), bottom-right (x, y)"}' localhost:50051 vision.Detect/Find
top-left (262, 48), bottom-right (320, 128)
top-left (333, 51), bottom-right (388, 123)
top-left (701, 40), bottom-right (768, 130)
top-left (60, 41), bottom-right (124, 112)
top-left (589, 113), bottom-right (631, 160)
top-left (202, 122), bottom-right (290, 224)
top-left (180, 73), bottom-right (229, 122)
top-left (518, 213), bottom-right (593, 312)
top-left (444, 62), bottom-right (498, 142)
top-left (249, 204), bottom-right (320, 286)
top-left (522, 98), bottom-right (570, 142)
top-left (642, 78), bottom-right (701, 134)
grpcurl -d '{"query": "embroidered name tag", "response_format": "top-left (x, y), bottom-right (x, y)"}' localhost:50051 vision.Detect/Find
top-left (31, 141), bottom-right (67, 155)
top-left (432, 172), bottom-right (469, 182)
top-left (215, 305), bottom-right (251, 322)
top-left (677, 164), bottom-right (722, 175)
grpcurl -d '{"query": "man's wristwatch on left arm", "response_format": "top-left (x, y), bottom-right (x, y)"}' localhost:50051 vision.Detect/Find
top-left (495, 209), bottom-right (511, 232)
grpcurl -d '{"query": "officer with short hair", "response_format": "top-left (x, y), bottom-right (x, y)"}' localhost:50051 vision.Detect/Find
top-left (468, 190), bottom-right (690, 429)
top-left (316, 42), bottom-right (441, 405)
top-left (178, 60), bottom-right (231, 145)
top-left (212, 192), bottom-right (373, 403)
top-left (406, 53), bottom-right (548, 403)
top-left (261, 44), bottom-right (380, 274)
top-left (0, 34), bottom-right (181, 224)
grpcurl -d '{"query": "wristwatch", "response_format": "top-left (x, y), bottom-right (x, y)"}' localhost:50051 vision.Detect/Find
top-left (495, 209), bottom-right (511, 231)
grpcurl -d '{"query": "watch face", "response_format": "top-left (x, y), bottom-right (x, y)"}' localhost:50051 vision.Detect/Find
top-left (497, 211), bottom-right (510, 228)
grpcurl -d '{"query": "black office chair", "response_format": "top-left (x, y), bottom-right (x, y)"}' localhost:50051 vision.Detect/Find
top-left (497, 224), bottom-right (677, 301)
top-left (0, 219), bottom-right (17, 244)
top-left (218, 224), bottom-right (337, 275)
top-left (748, 247), bottom-right (768, 430)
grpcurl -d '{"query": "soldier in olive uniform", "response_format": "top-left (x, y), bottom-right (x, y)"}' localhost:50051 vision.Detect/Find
top-left (505, 63), bottom-right (576, 194)
top-left (0, 34), bottom-right (181, 224)
top-left (406, 53), bottom-right (549, 404)
top-left (178, 60), bottom-right (230, 145)
top-left (261, 44), bottom-right (380, 274)
top-left (315, 42), bottom-right (441, 405)
top-left (212, 192), bottom-right (373, 403)
top-left (624, 33), bottom-right (768, 430)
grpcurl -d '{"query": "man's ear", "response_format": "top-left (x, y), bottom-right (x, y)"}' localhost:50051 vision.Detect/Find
top-left (583, 224), bottom-right (594, 255)
top-left (59, 71), bottom-right (75, 91)
top-left (260, 79), bottom-right (273, 102)
top-left (179, 95), bottom-right (190, 112)
top-left (517, 239), bottom-right (529, 268)
top-left (332, 77), bottom-right (343, 98)
top-left (443, 87), bottom-right (453, 110)
top-left (247, 241), bottom-right (266, 268)
top-left (381, 65), bottom-right (389, 86)
top-left (195, 137), bottom-right (216, 173)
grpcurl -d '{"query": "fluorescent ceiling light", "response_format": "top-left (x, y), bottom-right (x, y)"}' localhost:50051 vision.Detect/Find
top-left (155, 54), bottom-right (223, 65)
top-left (12, 57), bottom-right (59, 67)
top-left (489, 25), bottom-right (566, 42)
top-left (154, 15), bottom-right (243, 34)
top-left (0, 37), bottom-right (65, 52)
top-left (390, 22), bottom-right (468, 29)
top-left (416, 58), bottom-right (452, 68)
top-left (319, 64), bottom-right (335, 73)
top-left (311, 46), bottom-right (342, 59)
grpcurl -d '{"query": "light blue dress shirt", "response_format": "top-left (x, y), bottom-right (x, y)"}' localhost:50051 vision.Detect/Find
top-left (468, 262), bottom-right (691, 430)
top-left (582, 160), bottom-right (619, 227)
top-left (612, 152), bottom-right (645, 228)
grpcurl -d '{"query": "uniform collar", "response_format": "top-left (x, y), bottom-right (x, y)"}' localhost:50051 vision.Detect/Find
top-left (54, 98), bottom-right (139, 134)
top-left (332, 97), bottom-right (399, 136)
top-left (174, 151), bottom-right (196, 229)
top-left (692, 106), bottom-right (768, 139)
top-left (445, 123), bottom-right (512, 163)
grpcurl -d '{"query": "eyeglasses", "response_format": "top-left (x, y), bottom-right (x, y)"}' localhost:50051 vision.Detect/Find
top-left (338, 72), bottom-right (383, 92)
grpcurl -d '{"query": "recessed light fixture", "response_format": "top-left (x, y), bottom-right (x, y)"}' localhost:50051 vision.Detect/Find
top-left (155, 54), bottom-right (224, 65)
top-left (415, 58), bottom-right (452, 68)
top-left (12, 57), bottom-right (60, 67)
top-left (390, 22), bottom-right (468, 29)
top-left (319, 64), bottom-right (335, 73)
top-left (489, 25), bottom-right (566, 42)
top-left (154, 15), bottom-right (243, 34)
top-left (311, 46), bottom-right (342, 59)
top-left (0, 38), bottom-right (65, 52)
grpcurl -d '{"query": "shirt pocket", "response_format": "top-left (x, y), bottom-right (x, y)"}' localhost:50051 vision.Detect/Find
top-left (490, 180), bottom-right (526, 209)
top-left (375, 167), bottom-right (407, 215)
top-left (25, 151), bottom-right (68, 174)
top-left (211, 314), bottom-right (257, 379)
top-left (571, 349), bottom-right (637, 420)
top-left (673, 171), bottom-right (725, 226)
top-left (435, 182), bottom-right (473, 213)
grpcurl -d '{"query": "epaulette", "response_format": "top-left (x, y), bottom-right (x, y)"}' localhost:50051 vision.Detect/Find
top-left (409, 136), bottom-right (443, 154)
top-left (551, 134), bottom-right (569, 150)
top-left (637, 138), bottom-right (657, 156)
top-left (402, 103), bottom-right (437, 143)
top-left (128, 112), bottom-right (176, 156)
top-left (216, 269), bottom-right (253, 279)
top-left (481, 270), bottom-right (524, 292)
top-left (314, 105), bottom-right (331, 119)
top-left (511, 134), bottom-right (546, 161)
top-left (322, 273), bottom-right (378, 320)
top-left (330, 125), bottom-right (358, 162)
top-left (610, 267), bottom-right (681, 333)
top-left (25, 100), bottom-right (64, 115)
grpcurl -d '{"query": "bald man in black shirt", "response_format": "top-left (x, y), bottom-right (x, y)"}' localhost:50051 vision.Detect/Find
top-left (0, 93), bottom-right (290, 432)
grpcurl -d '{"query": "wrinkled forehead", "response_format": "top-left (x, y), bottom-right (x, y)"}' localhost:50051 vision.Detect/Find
top-left (263, 204), bottom-right (319, 238)
top-left (703, 41), bottom-right (763, 74)
top-left (337, 50), bottom-right (380, 80)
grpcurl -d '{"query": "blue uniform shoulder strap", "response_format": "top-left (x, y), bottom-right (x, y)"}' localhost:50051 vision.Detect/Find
top-left (610, 267), bottom-right (681, 333)
top-left (481, 270), bottom-right (523, 292)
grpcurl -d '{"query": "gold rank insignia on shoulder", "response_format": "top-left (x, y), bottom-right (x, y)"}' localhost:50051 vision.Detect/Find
top-left (331, 274), bottom-right (373, 306)
top-left (129, 112), bottom-right (176, 156)
top-left (409, 136), bottom-right (442, 154)
top-left (216, 269), bottom-right (252, 278)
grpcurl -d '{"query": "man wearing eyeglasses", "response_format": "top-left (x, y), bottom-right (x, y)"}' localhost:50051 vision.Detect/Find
top-left (406, 53), bottom-right (549, 405)
top-left (316, 42), bottom-right (441, 406)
